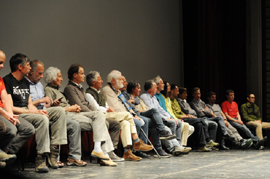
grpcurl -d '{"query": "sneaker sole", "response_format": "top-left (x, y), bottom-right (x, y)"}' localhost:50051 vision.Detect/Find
top-left (124, 158), bottom-right (141, 161)
top-left (153, 154), bottom-right (171, 158)
top-left (159, 135), bottom-right (176, 141)
top-left (172, 150), bottom-right (183, 156)
top-left (110, 159), bottom-right (124, 162)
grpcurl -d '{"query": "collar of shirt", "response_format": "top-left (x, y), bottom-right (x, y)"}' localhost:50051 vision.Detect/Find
top-left (70, 80), bottom-right (83, 89)
top-left (24, 76), bottom-right (34, 84)
top-left (90, 86), bottom-right (100, 93)
top-left (108, 83), bottom-right (121, 95)
top-left (179, 98), bottom-right (187, 103)
top-left (47, 83), bottom-right (59, 90)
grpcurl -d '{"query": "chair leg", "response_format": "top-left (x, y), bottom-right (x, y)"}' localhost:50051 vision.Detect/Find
top-left (17, 150), bottom-right (24, 171)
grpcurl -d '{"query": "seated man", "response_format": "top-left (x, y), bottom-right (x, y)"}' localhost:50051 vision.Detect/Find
top-left (152, 76), bottom-right (191, 152)
top-left (140, 80), bottom-right (192, 155)
top-left (177, 87), bottom-right (219, 150)
top-left (26, 60), bottom-right (86, 167)
top-left (86, 72), bottom-right (170, 159)
top-left (206, 91), bottom-right (253, 149)
top-left (221, 89), bottom-right (266, 149)
top-left (44, 66), bottom-right (118, 166)
top-left (160, 81), bottom-right (194, 147)
top-left (0, 50), bottom-right (33, 166)
top-left (189, 87), bottom-right (224, 149)
top-left (3, 53), bottom-right (67, 173)
top-left (99, 70), bottom-right (153, 160)
top-left (241, 93), bottom-right (270, 144)
top-left (170, 84), bottom-right (213, 152)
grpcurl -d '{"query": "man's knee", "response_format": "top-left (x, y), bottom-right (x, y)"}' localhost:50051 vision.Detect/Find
top-left (5, 125), bottom-right (17, 139)
top-left (67, 119), bottom-right (80, 133)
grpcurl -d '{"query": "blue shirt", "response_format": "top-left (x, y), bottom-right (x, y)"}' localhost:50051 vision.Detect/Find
top-left (140, 92), bottom-right (171, 119)
top-left (25, 77), bottom-right (45, 109)
top-left (154, 93), bottom-right (173, 118)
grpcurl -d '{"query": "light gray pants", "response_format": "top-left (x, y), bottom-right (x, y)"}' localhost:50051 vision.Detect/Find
top-left (66, 111), bottom-right (114, 153)
top-left (58, 118), bottom-right (81, 161)
top-left (162, 126), bottom-right (180, 152)
top-left (19, 107), bottom-right (67, 154)
top-left (227, 122), bottom-right (242, 143)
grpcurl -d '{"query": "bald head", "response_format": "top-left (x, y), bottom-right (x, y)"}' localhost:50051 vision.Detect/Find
top-left (0, 51), bottom-right (6, 60)
top-left (0, 50), bottom-right (6, 70)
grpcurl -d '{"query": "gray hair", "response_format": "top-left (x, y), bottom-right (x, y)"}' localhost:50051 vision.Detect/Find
top-left (153, 75), bottom-right (162, 85)
top-left (30, 60), bottom-right (44, 73)
top-left (107, 70), bottom-right (121, 83)
top-left (44, 67), bottom-right (61, 84)
top-left (86, 71), bottom-right (100, 87)
top-left (144, 80), bottom-right (155, 91)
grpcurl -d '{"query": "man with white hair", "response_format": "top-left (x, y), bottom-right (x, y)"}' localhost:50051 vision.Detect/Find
top-left (44, 66), bottom-right (118, 166)
top-left (100, 70), bottom-right (154, 160)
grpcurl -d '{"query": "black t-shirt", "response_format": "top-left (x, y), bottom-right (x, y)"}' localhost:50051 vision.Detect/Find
top-left (3, 73), bottom-right (30, 107)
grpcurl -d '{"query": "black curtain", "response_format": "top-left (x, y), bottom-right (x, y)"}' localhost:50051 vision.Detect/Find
top-left (182, 0), bottom-right (247, 105)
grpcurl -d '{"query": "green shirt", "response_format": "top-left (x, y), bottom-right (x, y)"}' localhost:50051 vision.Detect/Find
top-left (171, 98), bottom-right (186, 119)
top-left (241, 102), bottom-right (261, 122)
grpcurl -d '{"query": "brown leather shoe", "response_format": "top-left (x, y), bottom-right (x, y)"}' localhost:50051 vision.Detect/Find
top-left (133, 140), bottom-right (153, 152)
top-left (91, 151), bottom-right (110, 160)
top-left (100, 159), bottom-right (117, 167)
top-left (123, 149), bottom-right (142, 161)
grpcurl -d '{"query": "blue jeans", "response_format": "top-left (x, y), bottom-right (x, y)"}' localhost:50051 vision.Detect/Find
top-left (229, 120), bottom-right (259, 142)
top-left (134, 115), bottom-right (150, 144)
top-left (204, 119), bottom-right (218, 141)
top-left (140, 108), bottom-right (166, 132)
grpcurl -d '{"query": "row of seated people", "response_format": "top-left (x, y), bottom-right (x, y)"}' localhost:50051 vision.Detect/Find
top-left (0, 51), bottom-right (269, 173)
top-left (0, 51), bottom-right (190, 173)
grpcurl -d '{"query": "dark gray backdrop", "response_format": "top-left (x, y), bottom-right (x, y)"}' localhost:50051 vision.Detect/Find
top-left (0, 0), bottom-right (183, 90)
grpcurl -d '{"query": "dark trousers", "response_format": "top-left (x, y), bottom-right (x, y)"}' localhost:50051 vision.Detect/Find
top-left (183, 118), bottom-right (208, 146)
top-left (140, 108), bottom-right (166, 132)
top-left (106, 118), bottom-right (121, 149)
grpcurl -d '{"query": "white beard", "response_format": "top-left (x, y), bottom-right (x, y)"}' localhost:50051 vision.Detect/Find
top-left (116, 80), bottom-right (124, 89)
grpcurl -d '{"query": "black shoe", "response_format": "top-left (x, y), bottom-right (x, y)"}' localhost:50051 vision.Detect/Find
top-left (159, 130), bottom-right (176, 140)
top-left (223, 134), bottom-right (235, 142)
top-left (133, 151), bottom-right (151, 158)
top-left (219, 144), bottom-right (230, 150)
top-left (154, 148), bottom-right (171, 158)
top-left (254, 136), bottom-right (267, 149)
